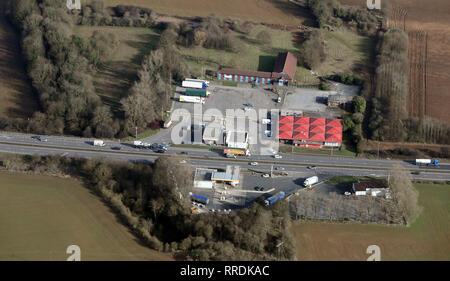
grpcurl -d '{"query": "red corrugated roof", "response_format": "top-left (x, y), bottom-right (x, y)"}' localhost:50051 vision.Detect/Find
top-left (279, 115), bottom-right (294, 123)
top-left (279, 130), bottom-right (293, 139)
top-left (293, 131), bottom-right (309, 140)
top-left (310, 118), bottom-right (326, 126)
top-left (308, 132), bottom-right (326, 142)
top-left (279, 122), bottom-right (293, 131)
top-left (309, 125), bottom-right (326, 133)
top-left (326, 119), bottom-right (342, 127)
top-left (294, 116), bottom-right (309, 124)
top-left (293, 124), bottom-right (309, 132)
top-left (278, 115), bottom-right (342, 144)
top-left (325, 134), bottom-right (342, 143)
top-left (325, 126), bottom-right (342, 134)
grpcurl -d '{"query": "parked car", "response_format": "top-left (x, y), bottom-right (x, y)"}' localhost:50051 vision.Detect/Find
top-left (274, 154), bottom-right (282, 159)
top-left (275, 166), bottom-right (285, 171)
top-left (32, 136), bottom-right (48, 142)
top-left (254, 186), bottom-right (260, 191)
top-left (259, 187), bottom-right (265, 191)
top-left (262, 174), bottom-right (270, 178)
top-left (307, 166), bottom-right (316, 169)
top-left (344, 191), bottom-right (351, 196)
top-left (179, 160), bottom-right (187, 164)
top-left (249, 162), bottom-right (258, 166)
top-left (244, 103), bottom-right (253, 107)
top-left (411, 171), bottom-right (420, 175)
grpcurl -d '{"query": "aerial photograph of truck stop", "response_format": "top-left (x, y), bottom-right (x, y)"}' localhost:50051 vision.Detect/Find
top-left (0, 0), bottom-right (448, 275)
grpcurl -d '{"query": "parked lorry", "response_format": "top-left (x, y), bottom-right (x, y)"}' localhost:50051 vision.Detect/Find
top-left (415, 159), bottom-right (439, 166)
top-left (182, 80), bottom-right (207, 89)
top-left (264, 191), bottom-right (285, 206)
top-left (93, 139), bottom-right (105, 147)
top-left (191, 194), bottom-right (209, 205)
top-left (184, 89), bottom-right (210, 97)
top-left (185, 78), bottom-right (210, 86)
top-left (223, 148), bottom-right (250, 157)
top-left (303, 176), bottom-right (319, 187)
top-left (179, 95), bottom-right (205, 104)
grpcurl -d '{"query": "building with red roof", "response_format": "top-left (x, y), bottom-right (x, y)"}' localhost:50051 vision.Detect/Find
top-left (278, 115), bottom-right (343, 147)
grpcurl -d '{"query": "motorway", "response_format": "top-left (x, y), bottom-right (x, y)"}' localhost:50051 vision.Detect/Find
top-left (1, 131), bottom-right (450, 181)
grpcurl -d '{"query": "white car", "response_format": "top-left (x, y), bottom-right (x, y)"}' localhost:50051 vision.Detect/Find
top-left (249, 162), bottom-right (258, 166)
top-left (179, 160), bottom-right (187, 164)
top-left (262, 174), bottom-right (270, 178)
top-left (274, 154), bottom-right (282, 159)
top-left (344, 192), bottom-right (351, 196)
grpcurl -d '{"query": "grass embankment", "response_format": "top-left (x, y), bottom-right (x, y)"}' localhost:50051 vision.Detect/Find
top-left (292, 183), bottom-right (450, 260)
top-left (0, 172), bottom-right (172, 261)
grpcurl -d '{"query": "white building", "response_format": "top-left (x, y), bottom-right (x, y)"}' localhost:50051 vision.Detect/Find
top-left (225, 131), bottom-right (248, 149)
top-left (352, 180), bottom-right (389, 198)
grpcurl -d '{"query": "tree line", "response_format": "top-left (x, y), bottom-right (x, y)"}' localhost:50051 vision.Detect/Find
top-left (6, 0), bottom-right (118, 137)
top-left (0, 153), bottom-right (295, 261)
top-left (305, 0), bottom-right (380, 35)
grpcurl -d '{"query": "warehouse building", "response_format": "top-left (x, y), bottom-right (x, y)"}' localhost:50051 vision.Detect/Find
top-left (217, 52), bottom-right (297, 86)
top-left (278, 116), bottom-right (343, 147)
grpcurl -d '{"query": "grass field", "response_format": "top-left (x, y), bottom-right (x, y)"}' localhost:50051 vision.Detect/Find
top-left (73, 26), bottom-right (160, 114)
top-left (0, 172), bottom-right (172, 261)
top-left (0, 2), bottom-right (39, 118)
top-left (103, 0), bottom-right (313, 26)
top-left (292, 183), bottom-right (450, 260)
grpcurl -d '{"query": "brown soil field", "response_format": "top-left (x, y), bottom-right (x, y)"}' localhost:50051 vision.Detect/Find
top-left (292, 183), bottom-right (450, 261)
top-left (105, 0), bottom-right (314, 26)
top-left (0, 2), bottom-right (39, 118)
top-left (336, 0), bottom-right (450, 123)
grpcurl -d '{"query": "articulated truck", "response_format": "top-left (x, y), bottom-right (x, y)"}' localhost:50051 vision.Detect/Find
top-left (179, 95), bottom-right (205, 104)
top-left (415, 159), bottom-right (439, 166)
top-left (223, 148), bottom-right (250, 157)
top-left (185, 78), bottom-right (210, 86)
top-left (182, 80), bottom-right (207, 89)
top-left (265, 191), bottom-right (285, 206)
top-left (184, 89), bottom-right (210, 97)
top-left (191, 194), bottom-right (209, 205)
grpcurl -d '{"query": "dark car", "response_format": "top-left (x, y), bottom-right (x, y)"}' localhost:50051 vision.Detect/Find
top-left (259, 187), bottom-right (265, 191)
top-left (111, 146), bottom-right (121, 150)
top-left (307, 166), bottom-right (316, 169)
top-left (156, 149), bottom-right (166, 153)
top-left (32, 136), bottom-right (48, 142)
top-left (180, 151), bottom-right (188, 155)
top-left (411, 171), bottom-right (420, 175)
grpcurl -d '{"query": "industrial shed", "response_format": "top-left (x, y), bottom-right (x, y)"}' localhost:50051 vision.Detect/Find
top-left (352, 180), bottom-right (389, 197)
top-left (217, 52), bottom-right (297, 85)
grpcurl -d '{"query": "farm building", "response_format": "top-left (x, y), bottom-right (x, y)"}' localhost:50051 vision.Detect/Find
top-left (278, 116), bottom-right (343, 147)
top-left (217, 52), bottom-right (297, 86)
top-left (352, 180), bottom-right (390, 198)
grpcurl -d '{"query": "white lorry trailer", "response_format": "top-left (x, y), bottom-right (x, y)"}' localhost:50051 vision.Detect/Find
top-left (93, 139), bottom-right (105, 147)
top-left (185, 78), bottom-right (210, 86)
top-left (179, 95), bottom-right (205, 104)
top-left (182, 80), bottom-right (207, 89)
top-left (415, 159), bottom-right (439, 166)
top-left (303, 176), bottom-right (319, 187)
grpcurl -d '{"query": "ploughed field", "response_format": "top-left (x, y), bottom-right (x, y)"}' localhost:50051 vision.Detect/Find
top-left (337, 0), bottom-right (450, 123)
top-left (0, 172), bottom-right (172, 261)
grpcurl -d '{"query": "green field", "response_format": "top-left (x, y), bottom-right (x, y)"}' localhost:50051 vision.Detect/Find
top-left (73, 26), bottom-right (160, 114)
top-left (0, 172), bottom-right (172, 261)
top-left (292, 183), bottom-right (450, 260)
